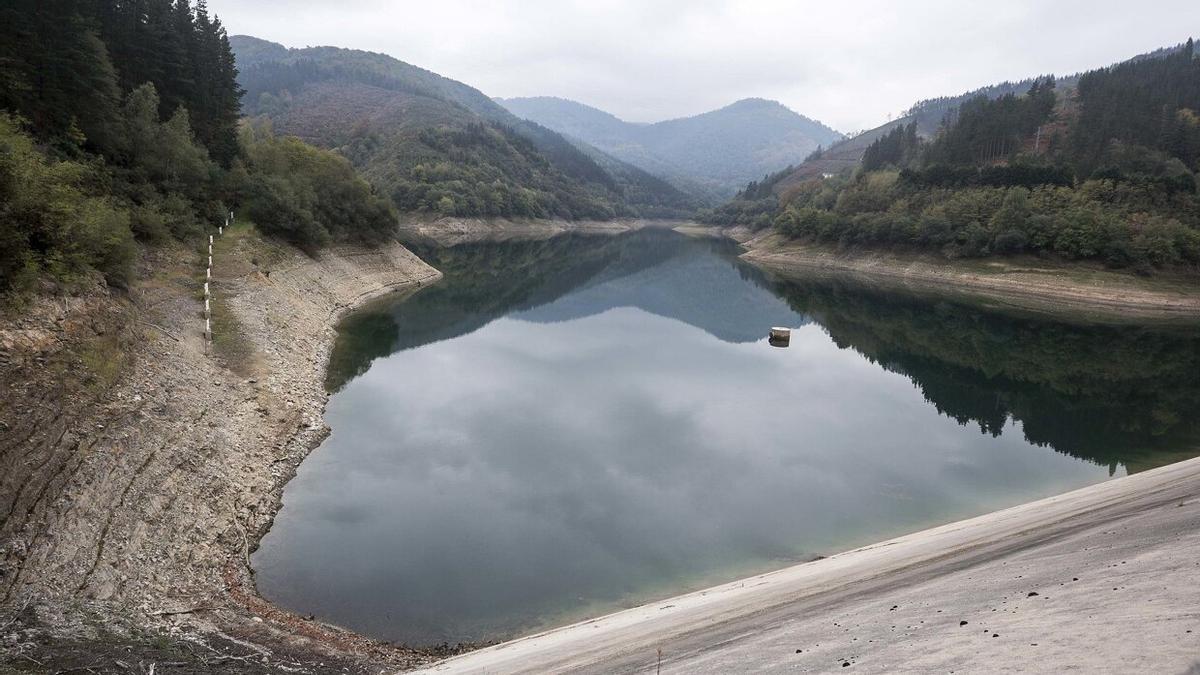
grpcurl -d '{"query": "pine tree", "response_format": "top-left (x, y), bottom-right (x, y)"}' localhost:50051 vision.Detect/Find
top-left (0, 0), bottom-right (122, 152)
top-left (50, 0), bottom-right (247, 164)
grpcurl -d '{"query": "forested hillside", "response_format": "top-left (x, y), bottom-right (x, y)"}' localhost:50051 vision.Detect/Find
top-left (498, 96), bottom-right (844, 200)
top-left (0, 1), bottom-right (403, 300)
top-left (233, 36), bottom-right (698, 220)
top-left (768, 68), bottom-right (1100, 194)
top-left (708, 40), bottom-right (1200, 273)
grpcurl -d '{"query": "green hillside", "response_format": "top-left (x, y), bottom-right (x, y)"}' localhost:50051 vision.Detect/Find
top-left (707, 40), bottom-right (1200, 273)
top-left (233, 36), bottom-right (697, 220)
top-left (0, 2), bottom-right (402, 299)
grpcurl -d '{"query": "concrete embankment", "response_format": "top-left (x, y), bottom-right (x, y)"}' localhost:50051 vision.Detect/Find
top-left (417, 455), bottom-right (1200, 674)
top-left (0, 234), bottom-right (442, 671)
top-left (731, 231), bottom-right (1200, 321)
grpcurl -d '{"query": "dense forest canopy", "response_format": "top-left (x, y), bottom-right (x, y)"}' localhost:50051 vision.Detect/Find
top-left (923, 77), bottom-right (1058, 166)
top-left (361, 121), bottom-right (624, 221)
top-left (0, 1), bottom-right (399, 298)
top-left (1073, 44), bottom-right (1200, 172)
top-left (708, 40), bottom-right (1200, 273)
top-left (903, 75), bottom-right (1061, 136)
top-left (0, 0), bottom-right (241, 163)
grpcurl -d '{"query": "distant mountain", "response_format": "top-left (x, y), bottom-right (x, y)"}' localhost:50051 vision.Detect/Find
top-left (230, 36), bottom-right (698, 221)
top-left (497, 96), bottom-right (844, 200)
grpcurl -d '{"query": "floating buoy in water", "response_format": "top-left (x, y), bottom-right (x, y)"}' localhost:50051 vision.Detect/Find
top-left (769, 326), bottom-right (791, 347)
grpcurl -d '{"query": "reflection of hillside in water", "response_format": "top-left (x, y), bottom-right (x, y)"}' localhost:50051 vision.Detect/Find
top-left (512, 239), bottom-right (802, 342)
top-left (326, 229), bottom-right (807, 390)
top-left (327, 229), bottom-right (1200, 475)
top-left (773, 279), bottom-right (1200, 473)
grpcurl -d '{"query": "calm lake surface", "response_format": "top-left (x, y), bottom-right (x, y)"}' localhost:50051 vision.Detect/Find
top-left (253, 229), bottom-right (1200, 646)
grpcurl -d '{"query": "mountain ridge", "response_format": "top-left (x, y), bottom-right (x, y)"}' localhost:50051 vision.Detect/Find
top-left (231, 35), bottom-right (699, 220)
top-left (497, 95), bottom-right (843, 200)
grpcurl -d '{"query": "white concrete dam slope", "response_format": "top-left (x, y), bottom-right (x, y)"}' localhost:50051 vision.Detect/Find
top-left (413, 455), bottom-right (1200, 673)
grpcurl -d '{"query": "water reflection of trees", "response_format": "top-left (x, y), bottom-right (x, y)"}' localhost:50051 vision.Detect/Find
top-left (326, 230), bottom-right (695, 391)
top-left (773, 279), bottom-right (1200, 473)
top-left (327, 229), bottom-right (804, 391)
top-left (329, 230), bottom-right (1200, 474)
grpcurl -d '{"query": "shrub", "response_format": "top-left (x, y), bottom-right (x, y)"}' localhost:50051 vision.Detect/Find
top-left (994, 229), bottom-right (1029, 253)
top-left (238, 125), bottom-right (398, 250)
top-left (0, 113), bottom-right (135, 293)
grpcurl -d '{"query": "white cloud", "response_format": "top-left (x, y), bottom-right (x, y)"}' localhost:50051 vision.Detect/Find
top-left (208, 0), bottom-right (1198, 132)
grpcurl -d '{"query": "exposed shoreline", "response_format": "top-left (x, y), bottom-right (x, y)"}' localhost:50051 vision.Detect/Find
top-left (726, 229), bottom-right (1200, 321)
top-left (1, 234), bottom-right (447, 671)
top-left (4, 219), bottom-right (1200, 673)
top-left (398, 216), bottom-right (692, 247)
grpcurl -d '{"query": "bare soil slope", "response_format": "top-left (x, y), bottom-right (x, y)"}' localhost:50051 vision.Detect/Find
top-left (0, 232), bottom-right (441, 673)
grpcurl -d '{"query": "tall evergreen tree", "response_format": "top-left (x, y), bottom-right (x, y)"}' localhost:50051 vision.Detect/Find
top-left (861, 123), bottom-right (920, 171)
top-left (14, 0), bottom-right (250, 164)
top-left (0, 0), bottom-right (122, 152)
top-left (1072, 40), bottom-right (1200, 173)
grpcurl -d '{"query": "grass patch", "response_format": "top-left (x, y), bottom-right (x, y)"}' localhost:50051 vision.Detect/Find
top-left (76, 332), bottom-right (131, 391)
top-left (207, 290), bottom-right (256, 376)
top-left (41, 319), bottom-right (134, 395)
top-left (204, 220), bottom-right (271, 377)
top-left (219, 219), bottom-right (292, 275)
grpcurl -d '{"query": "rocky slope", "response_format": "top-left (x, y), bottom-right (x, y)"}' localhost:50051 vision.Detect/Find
top-left (0, 233), bottom-right (441, 673)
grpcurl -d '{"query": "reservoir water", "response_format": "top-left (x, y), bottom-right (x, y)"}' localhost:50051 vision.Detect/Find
top-left (252, 229), bottom-right (1200, 646)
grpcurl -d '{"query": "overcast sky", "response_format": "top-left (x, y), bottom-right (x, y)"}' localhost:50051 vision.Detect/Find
top-left (207, 0), bottom-right (1198, 133)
